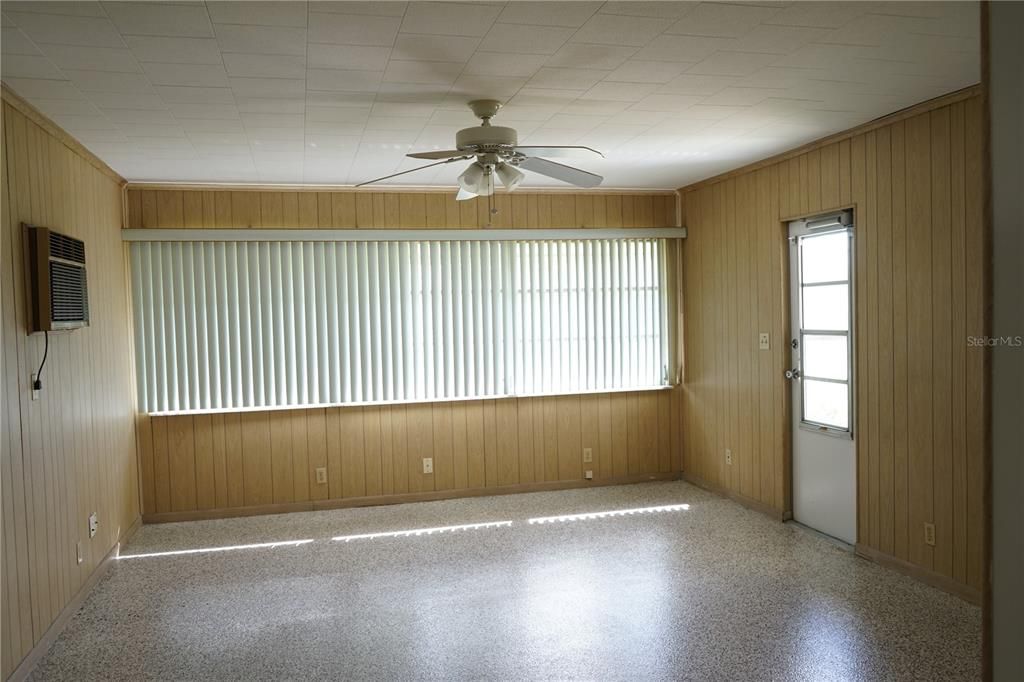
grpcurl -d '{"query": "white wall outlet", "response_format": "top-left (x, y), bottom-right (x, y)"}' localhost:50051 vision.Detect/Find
top-left (758, 332), bottom-right (770, 350)
top-left (76, 541), bottom-right (84, 565)
top-left (582, 447), bottom-right (593, 463)
top-left (88, 512), bottom-right (98, 538)
top-left (725, 449), bottom-right (733, 465)
top-left (315, 467), bottom-right (327, 484)
top-left (422, 457), bottom-right (433, 474)
top-left (584, 470), bottom-right (593, 480)
top-left (30, 373), bottom-right (40, 401)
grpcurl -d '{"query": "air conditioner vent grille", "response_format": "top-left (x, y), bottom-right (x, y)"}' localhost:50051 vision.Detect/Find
top-left (49, 260), bottom-right (89, 322)
top-left (48, 230), bottom-right (86, 264)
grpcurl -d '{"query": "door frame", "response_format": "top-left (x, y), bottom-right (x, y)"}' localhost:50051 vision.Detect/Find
top-left (778, 204), bottom-right (859, 540)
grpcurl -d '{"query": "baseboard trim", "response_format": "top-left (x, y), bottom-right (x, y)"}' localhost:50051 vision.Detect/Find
top-left (854, 543), bottom-right (982, 605)
top-left (142, 472), bottom-right (684, 523)
top-left (8, 516), bottom-right (142, 682)
top-left (680, 472), bottom-right (788, 521)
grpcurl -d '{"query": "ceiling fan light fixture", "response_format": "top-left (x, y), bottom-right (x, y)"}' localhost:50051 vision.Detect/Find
top-left (457, 162), bottom-right (485, 193)
top-left (496, 162), bottom-right (524, 191)
top-left (455, 187), bottom-right (476, 201)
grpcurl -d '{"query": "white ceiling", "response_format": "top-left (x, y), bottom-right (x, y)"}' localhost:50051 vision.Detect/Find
top-left (1, 1), bottom-right (979, 189)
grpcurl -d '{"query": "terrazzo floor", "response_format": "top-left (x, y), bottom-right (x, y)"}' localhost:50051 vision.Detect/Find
top-left (31, 481), bottom-right (980, 681)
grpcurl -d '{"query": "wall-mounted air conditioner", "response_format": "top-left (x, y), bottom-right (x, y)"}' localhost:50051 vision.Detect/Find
top-left (24, 224), bottom-right (89, 333)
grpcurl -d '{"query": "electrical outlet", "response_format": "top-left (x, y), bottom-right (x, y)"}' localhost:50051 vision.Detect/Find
top-left (584, 470), bottom-right (593, 480)
top-left (582, 447), bottom-right (593, 463)
top-left (30, 373), bottom-right (40, 401)
top-left (76, 541), bottom-right (84, 565)
top-left (924, 522), bottom-right (936, 546)
top-left (725, 449), bottom-right (733, 465)
top-left (315, 467), bottom-right (327, 484)
top-left (422, 457), bottom-right (433, 474)
top-left (758, 332), bottom-right (770, 351)
top-left (88, 512), bottom-right (98, 538)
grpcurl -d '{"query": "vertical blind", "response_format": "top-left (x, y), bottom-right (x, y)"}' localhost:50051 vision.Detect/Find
top-left (130, 238), bottom-right (670, 414)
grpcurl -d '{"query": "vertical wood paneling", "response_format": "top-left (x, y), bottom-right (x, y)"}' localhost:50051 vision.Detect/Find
top-left (2, 98), bottom-right (139, 677)
top-left (680, 94), bottom-right (984, 593)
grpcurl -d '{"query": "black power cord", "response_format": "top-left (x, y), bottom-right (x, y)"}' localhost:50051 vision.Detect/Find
top-left (33, 331), bottom-right (48, 391)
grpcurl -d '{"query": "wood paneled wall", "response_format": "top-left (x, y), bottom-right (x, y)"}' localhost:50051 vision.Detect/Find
top-left (1, 95), bottom-right (139, 677)
top-left (125, 187), bottom-right (682, 520)
top-left (679, 89), bottom-right (985, 595)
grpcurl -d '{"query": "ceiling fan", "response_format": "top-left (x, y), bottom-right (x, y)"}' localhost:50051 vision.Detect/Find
top-left (356, 99), bottom-right (604, 200)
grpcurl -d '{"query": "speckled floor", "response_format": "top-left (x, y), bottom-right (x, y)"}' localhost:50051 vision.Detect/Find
top-left (31, 481), bottom-right (980, 681)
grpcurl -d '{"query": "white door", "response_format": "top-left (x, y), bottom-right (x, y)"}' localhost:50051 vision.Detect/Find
top-left (788, 213), bottom-right (856, 544)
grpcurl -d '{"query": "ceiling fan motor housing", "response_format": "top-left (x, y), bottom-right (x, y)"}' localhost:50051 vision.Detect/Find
top-left (456, 125), bottom-right (518, 153)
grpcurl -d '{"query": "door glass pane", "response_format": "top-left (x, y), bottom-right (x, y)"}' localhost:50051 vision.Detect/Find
top-left (802, 284), bottom-right (849, 331)
top-left (801, 231), bottom-right (848, 283)
top-left (802, 334), bottom-right (848, 381)
top-left (803, 379), bottom-right (849, 429)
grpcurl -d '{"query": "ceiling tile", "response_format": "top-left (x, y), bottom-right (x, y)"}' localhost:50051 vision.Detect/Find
top-left (481, 24), bottom-right (574, 55)
top-left (48, 114), bottom-right (116, 131)
top-left (1, 26), bottom-right (42, 55)
top-left (764, 2), bottom-right (872, 28)
top-left (22, 98), bottom-right (101, 116)
top-left (167, 101), bottom-right (240, 119)
top-left (215, 24), bottom-right (306, 56)
top-left (308, 44), bottom-right (391, 71)
top-left (571, 14), bottom-right (666, 47)
top-left (731, 24), bottom-right (831, 56)
top-left (687, 51), bottom-right (779, 77)
top-left (390, 34), bottom-right (480, 63)
top-left (701, 86), bottom-right (786, 107)
top-left (207, 1), bottom-right (307, 28)
top-left (101, 107), bottom-right (176, 124)
top-left (154, 85), bottom-right (236, 104)
top-left (545, 44), bottom-right (636, 70)
top-left (400, 2), bottom-right (502, 37)
top-left (599, 2), bottom-right (699, 19)
top-left (41, 44), bottom-right (141, 73)
top-left (102, 2), bottom-right (214, 38)
top-left (630, 94), bottom-right (704, 112)
top-left (64, 69), bottom-right (154, 93)
top-left (313, 2), bottom-right (408, 18)
top-left (527, 67), bottom-right (609, 91)
top-left (308, 12), bottom-right (401, 46)
top-left (664, 3), bottom-right (780, 38)
top-left (177, 118), bottom-right (245, 132)
top-left (240, 112), bottom-right (305, 128)
top-left (124, 36), bottom-right (223, 64)
top-left (237, 97), bottom-right (306, 114)
top-left (1, 54), bottom-right (64, 80)
top-left (451, 74), bottom-right (527, 99)
top-left (462, 51), bottom-right (549, 78)
top-left (87, 90), bottom-right (169, 109)
top-left (142, 62), bottom-right (229, 87)
top-left (4, 11), bottom-right (123, 47)
top-left (383, 60), bottom-right (464, 86)
top-left (632, 35), bottom-right (733, 62)
top-left (307, 69), bottom-right (383, 93)
top-left (3, 2), bottom-right (107, 18)
top-left (496, 2), bottom-right (601, 28)
top-left (230, 77), bottom-right (305, 98)
top-left (580, 81), bottom-right (659, 102)
top-left (605, 60), bottom-right (693, 84)
top-left (223, 53), bottom-right (306, 79)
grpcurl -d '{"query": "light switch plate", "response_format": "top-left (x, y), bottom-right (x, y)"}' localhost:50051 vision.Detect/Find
top-left (582, 447), bottom-right (593, 463)
top-left (758, 332), bottom-right (770, 350)
top-left (315, 467), bottom-right (327, 484)
top-left (88, 512), bottom-right (98, 538)
top-left (423, 457), bottom-right (433, 474)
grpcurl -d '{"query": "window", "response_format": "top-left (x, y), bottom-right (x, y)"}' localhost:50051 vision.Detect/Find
top-left (129, 236), bottom-right (673, 414)
top-left (796, 228), bottom-right (852, 433)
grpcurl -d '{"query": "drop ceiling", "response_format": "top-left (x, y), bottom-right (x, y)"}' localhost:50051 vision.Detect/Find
top-left (1, 1), bottom-right (979, 189)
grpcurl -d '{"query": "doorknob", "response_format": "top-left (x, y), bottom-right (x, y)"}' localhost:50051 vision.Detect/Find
top-left (785, 368), bottom-right (801, 380)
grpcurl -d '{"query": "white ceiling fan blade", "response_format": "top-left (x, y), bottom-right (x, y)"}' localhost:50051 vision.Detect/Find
top-left (518, 156), bottom-right (603, 188)
top-left (456, 187), bottom-right (477, 201)
top-left (513, 145), bottom-right (604, 158)
top-left (407, 149), bottom-right (467, 160)
top-left (355, 156), bottom-right (471, 187)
